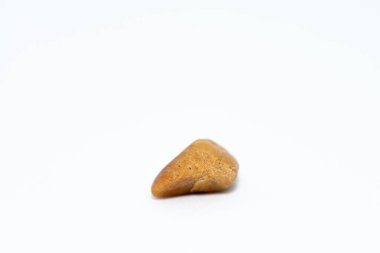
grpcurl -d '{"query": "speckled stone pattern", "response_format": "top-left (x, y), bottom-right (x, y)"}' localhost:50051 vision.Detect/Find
top-left (151, 139), bottom-right (239, 198)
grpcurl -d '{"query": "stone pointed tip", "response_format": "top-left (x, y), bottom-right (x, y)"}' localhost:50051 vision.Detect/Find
top-left (151, 185), bottom-right (162, 198)
top-left (151, 181), bottom-right (168, 198)
top-left (151, 139), bottom-right (239, 198)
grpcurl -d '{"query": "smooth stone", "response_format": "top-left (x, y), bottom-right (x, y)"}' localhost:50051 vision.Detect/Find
top-left (151, 139), bottom-right (239, 198)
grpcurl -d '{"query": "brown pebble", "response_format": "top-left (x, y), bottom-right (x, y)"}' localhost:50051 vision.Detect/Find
top-left (151, 139), bottom-right (239, 198)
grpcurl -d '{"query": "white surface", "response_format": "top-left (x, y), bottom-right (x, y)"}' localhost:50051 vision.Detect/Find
top-left (1, 1), bottom-right (380, 252)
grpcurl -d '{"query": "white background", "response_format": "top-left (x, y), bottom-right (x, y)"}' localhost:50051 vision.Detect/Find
top-left (1, 1), bottom-right (380, 252)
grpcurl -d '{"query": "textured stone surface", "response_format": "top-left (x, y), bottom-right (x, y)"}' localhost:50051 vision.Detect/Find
top-left (151, 139), bottom-right (239, 198)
